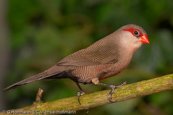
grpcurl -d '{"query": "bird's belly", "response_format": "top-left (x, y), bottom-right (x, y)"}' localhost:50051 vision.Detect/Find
top-left (70, 60), bottom-right (130, 83)
top-left (98, 69), bottom-right (122, 80)
top-left (99, 61), bottom-right (130, 80)
top-left (71, 65), bottom-right (117, 83)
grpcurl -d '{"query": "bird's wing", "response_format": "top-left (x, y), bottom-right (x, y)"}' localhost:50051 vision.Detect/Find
top-left (57, 54), bottom-right (101, 66)
top-left (57, 40), bottom-right (119, 66)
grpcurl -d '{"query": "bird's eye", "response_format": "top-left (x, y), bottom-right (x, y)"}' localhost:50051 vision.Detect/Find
top-left (133, 30), bottom-right (140, 37)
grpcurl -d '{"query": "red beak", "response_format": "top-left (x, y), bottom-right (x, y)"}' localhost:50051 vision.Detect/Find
top-left (139, 34), bottom-right (149, 44)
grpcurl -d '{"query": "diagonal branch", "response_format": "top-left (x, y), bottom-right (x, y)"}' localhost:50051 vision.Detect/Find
top-left (1, 74), bottom-right (173, 114)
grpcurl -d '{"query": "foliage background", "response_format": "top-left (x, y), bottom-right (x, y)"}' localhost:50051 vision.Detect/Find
top-left (1, 0), bottom-right (173, 115)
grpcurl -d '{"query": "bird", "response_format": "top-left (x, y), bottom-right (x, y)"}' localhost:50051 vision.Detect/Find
top-left (4, 24), bottom-right (149, 104)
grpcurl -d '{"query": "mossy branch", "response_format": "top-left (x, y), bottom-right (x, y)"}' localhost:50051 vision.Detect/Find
top-left (1, 74), bottom-right (173, 114)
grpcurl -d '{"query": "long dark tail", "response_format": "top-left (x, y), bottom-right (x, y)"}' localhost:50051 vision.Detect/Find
top-left (3, 70), bottom-right (56, 92)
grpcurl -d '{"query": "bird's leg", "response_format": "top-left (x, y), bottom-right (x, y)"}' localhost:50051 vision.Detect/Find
top-left (92, 78), bottom-right (126, 103)
top-left (76, 82), bottom-right (85, 105)
top-left (97, 82), bottom-right (126, 103)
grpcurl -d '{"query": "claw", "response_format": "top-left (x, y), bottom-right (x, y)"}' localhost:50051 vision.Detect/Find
top-left (108, 88), bottom-right (116, 103)
top-left (77, 91), bottom-right (85, 105)
top-left (107, 81), bottom-right (127, 103)
top-left (122, 81), bottom-right (127, 86)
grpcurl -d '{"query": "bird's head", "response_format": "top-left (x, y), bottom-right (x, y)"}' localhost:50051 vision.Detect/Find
top-left (118, 24), bottom-right (149, 51)
top-left (123, 24), bottom-right (149, 44)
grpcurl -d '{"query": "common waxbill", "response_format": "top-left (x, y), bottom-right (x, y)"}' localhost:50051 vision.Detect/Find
top-left (4, 24), bottom-right (149, 103)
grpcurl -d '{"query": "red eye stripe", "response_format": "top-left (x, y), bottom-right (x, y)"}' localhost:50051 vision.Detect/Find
top-left (123, 28), bottom-right (143, 37)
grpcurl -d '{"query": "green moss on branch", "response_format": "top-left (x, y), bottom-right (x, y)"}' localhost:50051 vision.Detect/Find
top-left (1, 74), bottom-right (173, 115)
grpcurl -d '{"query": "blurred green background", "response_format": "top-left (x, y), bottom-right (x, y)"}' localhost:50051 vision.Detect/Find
top-left (1, 0), bottom-right (173, 115)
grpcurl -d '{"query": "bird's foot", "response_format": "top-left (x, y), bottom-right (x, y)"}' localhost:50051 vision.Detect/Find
top-left (77, 90), bottom-right (86, 105)
top-left (108, 81), bottom-right (126, 103)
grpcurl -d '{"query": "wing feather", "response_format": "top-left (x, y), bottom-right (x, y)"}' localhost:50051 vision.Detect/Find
top-left (57, 38), bottom-right (119, 66)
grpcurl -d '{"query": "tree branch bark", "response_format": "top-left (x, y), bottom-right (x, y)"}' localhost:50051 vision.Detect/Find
top-left (1, 74), bottom-right (173, 115)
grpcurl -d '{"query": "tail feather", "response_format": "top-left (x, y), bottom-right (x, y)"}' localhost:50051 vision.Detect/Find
top-left (3, 70), bottom-right (55, 92)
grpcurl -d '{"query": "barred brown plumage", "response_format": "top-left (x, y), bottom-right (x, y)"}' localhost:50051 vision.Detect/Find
top-left (4, 24), bottom-right (149, 104)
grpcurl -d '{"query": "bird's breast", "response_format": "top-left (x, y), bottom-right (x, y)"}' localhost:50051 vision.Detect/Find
top-left (99, 56), bottom-right (132, 80)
